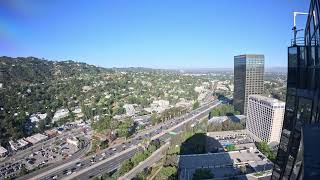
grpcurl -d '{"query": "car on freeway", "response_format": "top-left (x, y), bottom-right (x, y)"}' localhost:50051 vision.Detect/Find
top-left (76, 162), bottom-right (82, 167)
top-left (66, 170), bottom-right (72, 175)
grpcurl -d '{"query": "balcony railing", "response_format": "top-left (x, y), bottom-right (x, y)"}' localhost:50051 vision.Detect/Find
top-left (291, 37), bottom-right (305, 46)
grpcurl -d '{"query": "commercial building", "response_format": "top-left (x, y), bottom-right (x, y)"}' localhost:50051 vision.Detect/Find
top-left (25, 133), bottom-right (48, 145)
top-left (233, 54), bottom-right (264, 115)
top-left (9, 139), bottom-right (30, 151)
top-left (272, 0), bottom-right (320, 179)
top-left (246, 95), bottom-right (285, 143)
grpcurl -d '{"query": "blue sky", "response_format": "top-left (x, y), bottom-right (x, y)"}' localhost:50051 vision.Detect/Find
top-left (0, 0), bottom-right (309, 68)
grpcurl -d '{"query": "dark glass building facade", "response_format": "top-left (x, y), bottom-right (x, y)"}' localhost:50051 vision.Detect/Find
top-left (272, 0), bottom-right (320, 179)
top-left (233, 54), bottom-right (264, 115)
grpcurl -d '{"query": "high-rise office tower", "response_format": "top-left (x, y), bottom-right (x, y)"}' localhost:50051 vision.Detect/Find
top-left (272, 0), bottom-right (320, 179)
top-left (233, 54), bottom-right (264, 114)
top-left (246, 95), bottom-right (285, 143)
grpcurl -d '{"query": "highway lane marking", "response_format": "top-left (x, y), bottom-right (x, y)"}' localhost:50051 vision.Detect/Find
top-left (63, 146), bottom-right (140, 180)
top-left (150, 102), bottom-right (220, 141)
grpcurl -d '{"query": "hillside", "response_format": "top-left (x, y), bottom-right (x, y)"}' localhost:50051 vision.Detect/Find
top-left (0, 56), bottom-right (104, 86)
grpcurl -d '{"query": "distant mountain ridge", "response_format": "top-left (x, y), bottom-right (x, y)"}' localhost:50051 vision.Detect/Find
top-left (0, 56), bottom-right (287, 87)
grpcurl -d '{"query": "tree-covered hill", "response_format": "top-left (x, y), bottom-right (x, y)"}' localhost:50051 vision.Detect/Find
top-left (0, 56), bottom-right (104, 86)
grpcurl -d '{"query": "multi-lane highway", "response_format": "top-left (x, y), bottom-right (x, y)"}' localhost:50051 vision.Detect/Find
top-left (23, 99), bottom-right (221, 180)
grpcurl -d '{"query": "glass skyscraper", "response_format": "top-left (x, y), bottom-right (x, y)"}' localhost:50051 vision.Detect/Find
top-left (272, 0), bottom-right (320, 179)
top-left (233, 54), bottom-right (264, 115)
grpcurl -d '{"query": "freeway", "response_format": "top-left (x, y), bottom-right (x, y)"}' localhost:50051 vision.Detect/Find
top-left (26, 100), bottom-right (221, 180)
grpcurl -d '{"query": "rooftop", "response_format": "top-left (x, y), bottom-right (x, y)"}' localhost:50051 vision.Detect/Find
top-left (0, 146), bottom-right (7, 154)
top-left (179, 149), bottom-right (273, 179)
top-left (234, 54), bottom-right (265, 59)
top-left (25, 133), bottom-right (48, 144)
top-left (249, 95), bottom-right (285, 106)
top-left (208, 115), bottom-right (246, 124)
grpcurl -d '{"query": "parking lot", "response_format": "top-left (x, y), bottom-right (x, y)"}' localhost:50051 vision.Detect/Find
top-left (0, 137), bottom-right (80, 179)
top-left (23, 140), bottom-right (78, 170)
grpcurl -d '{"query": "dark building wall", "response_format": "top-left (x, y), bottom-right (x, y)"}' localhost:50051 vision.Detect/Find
top-left (233, 54), bottom-right (264, 115)
top-left (272, 0), bottom-right (320, 179)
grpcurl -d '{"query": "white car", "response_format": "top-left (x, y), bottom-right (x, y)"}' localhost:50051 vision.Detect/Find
top-left (76, 162), bottom-right (82, 167)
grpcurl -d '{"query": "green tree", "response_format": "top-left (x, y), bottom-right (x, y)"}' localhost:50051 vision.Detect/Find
top-left (225, 144), bottom-right (236, 151)
top-left (192, 101), bottom-right (200, 110)
top-left (131, 152), bottom-right (147, 166)
top-left (256, 141), bottom-right (276, 162)
top-left (156, 166), bottom-right (177, 180)
top-left (118, 159), bottom-right (133, 175)
top-left (151, 113), bottom-right (158, 125)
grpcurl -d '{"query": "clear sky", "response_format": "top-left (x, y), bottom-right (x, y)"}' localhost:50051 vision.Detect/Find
top-left (0, 0), bottom-right (309, 68)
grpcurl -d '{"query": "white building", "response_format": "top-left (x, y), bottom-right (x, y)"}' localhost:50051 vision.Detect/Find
top-left (30, 113), bottom-right (47, 123)
top-left (52, 108), bottom-right (69, 122)
top-left (246, 95), bottom-right (285, 143)
top-left (0, 146), bottom-right (7, 157)
top-left (9, 139), bottom-right (30, 151)
top-left (144, 100), bottom-right (170, 113)
top-left (67, 137), bottom-right (79, 147)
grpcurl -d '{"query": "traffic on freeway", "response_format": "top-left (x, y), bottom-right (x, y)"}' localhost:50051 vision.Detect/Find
top-left (22, 99), bottom-right (223, 180)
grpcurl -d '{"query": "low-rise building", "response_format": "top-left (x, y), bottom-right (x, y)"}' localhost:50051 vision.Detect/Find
top-left (179, 149), bottom-right (273, 179)
top-left (45, 129), bottom-right (58, 138)
top-left (30, 113), bottom-right (47, 123)
top-left (52, 108), bottom-right (69, 122)
top-left (144, 100), bottom-right (170, 113)
top-left (175, 99), bottom-right (192, 109)
top-left (0, 146), bottom-right (8, 157)
top-left (25, 133), bottom-right (48, 144)
top-left (66, 137), bottom-right (79, 147)
top-left (9, 139), bottom-right (30, 151)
